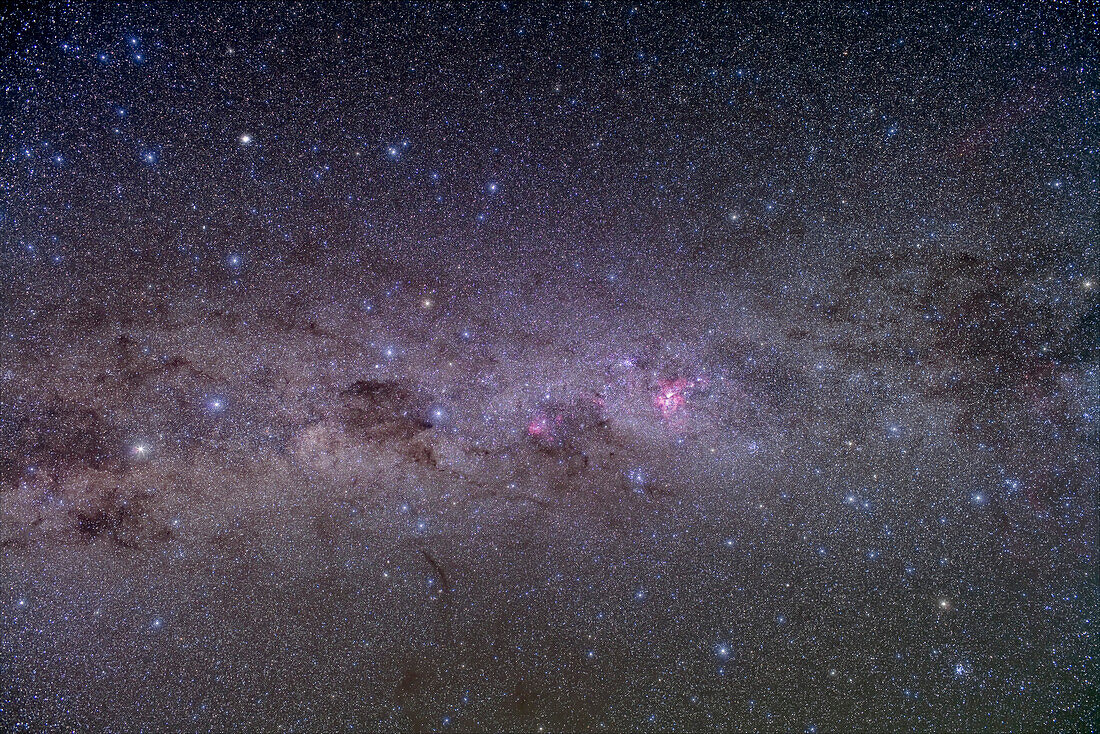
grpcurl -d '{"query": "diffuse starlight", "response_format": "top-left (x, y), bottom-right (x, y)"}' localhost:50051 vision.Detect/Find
top-left (1, 2), bottom-right (1096, 732)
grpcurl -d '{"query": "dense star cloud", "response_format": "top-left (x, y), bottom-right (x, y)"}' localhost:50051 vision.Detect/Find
top-left (1, 2), bottom-right (1097, 731)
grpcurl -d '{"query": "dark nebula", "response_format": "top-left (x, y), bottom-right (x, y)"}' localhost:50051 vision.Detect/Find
top-left (1, 2), bottom-right (1097, 731)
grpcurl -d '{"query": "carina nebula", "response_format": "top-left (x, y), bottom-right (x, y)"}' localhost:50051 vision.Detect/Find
top-left (1, 2), bottom-right (1096, 732)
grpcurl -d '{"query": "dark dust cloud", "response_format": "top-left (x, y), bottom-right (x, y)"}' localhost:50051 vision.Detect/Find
top-left (1, 2), bottom-right (1097, 731)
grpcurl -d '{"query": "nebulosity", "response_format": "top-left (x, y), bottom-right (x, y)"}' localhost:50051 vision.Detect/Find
top-left (1, 2), bottom-right (1097, 732)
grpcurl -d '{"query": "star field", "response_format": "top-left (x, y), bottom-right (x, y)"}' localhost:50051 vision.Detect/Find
top-left (1, 2), bottom-right (1097, 731)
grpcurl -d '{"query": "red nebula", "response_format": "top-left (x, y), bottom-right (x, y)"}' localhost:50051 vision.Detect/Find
top-left (653, 377), bottom-right (691, 421)
top-left (526, 411), bottom-right (563, 441)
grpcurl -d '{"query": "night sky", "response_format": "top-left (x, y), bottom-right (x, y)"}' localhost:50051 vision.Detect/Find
top-left (2, 2), bottom-right (1097, 731)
